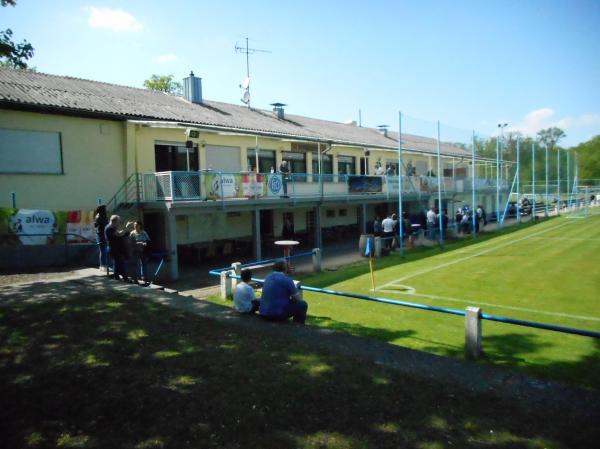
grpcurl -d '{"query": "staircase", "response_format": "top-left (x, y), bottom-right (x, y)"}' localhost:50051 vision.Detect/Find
top-left (106, 173), bottom-right (142, 223)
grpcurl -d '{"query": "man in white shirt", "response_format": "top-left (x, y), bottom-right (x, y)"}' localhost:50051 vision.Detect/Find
top-left (382, 214), bottom-right (395, 249)
top-left (426, 207), bottom-right (437, 239)
top-left (233, 269), bottom-right (260, 314)
top-left (374, 163), bottom-right (385, 176)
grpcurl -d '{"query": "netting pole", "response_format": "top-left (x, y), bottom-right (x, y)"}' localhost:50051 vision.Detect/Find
top-left (545, 145), bottom-right (549, 217)
top-left (471, 131), bottom-right (476, 239)
top-left (398, 111), bottom-right (404, 257)
top-left (567, 151), bottom-right (570, 208)
top-left (496, 135), bottom-right (500, 228)
top-left (436, 121), bottom-right (443, 247)
top-left (556, 147), bottom-right (561, 215)
top-left (516, 137), bottom-right (521, 224)
top-left (532, 143), bottom-right (536, 221)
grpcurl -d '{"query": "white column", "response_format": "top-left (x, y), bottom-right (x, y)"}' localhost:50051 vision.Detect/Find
top-left (465, 306), bottom-right (482, 359)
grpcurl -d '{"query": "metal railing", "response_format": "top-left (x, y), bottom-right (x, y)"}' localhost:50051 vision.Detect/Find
top-left (137, 171), bottom-right (510, 203)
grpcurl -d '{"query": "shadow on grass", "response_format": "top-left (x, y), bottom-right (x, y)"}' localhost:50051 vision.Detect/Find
top-left (1, 279), bottom-right (598, 449)
top-left (308, 315), bottom-right (417, 342)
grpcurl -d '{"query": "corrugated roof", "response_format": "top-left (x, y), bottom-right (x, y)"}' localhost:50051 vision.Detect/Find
top-left (0, 68), bottom-right (470, 157)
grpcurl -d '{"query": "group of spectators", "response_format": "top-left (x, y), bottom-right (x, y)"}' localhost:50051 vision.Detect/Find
top-left (373, 212), bottom-right (414, 249)
top-left (455, 205), bottom-right (487, 234)
top-left (233, 260), bottom-right (308, 324)
top-left (94, 205), bottom-right (151, 284)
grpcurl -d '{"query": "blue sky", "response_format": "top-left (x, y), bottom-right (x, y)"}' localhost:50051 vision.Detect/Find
top-left (2, 0), bottom-right (599, 146)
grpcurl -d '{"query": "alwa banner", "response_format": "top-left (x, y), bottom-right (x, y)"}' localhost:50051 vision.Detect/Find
top-left (0, 208), bottom-right (95, 246)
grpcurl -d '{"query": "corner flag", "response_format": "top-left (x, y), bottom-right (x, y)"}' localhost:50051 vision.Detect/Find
top-left (365, 237), bottom-right (375, 290)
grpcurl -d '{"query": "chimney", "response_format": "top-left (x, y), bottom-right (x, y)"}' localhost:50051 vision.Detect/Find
top-left (271, 102), bottom-right (286, 120)
top-left (183, 71), bottom-right (202, 104)
top-left (377, 124), bottom-right (389, 138)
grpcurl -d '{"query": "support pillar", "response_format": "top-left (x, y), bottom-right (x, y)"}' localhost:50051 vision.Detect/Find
top-left (314, 206), bottom-right (322, 249)
top-left (165, 212), bottom-right (179, 281)
top-left (361, 203), bottom-right (367, 234)
top-left (253, 210), bottom-right (262, 260)
top-left (465, 306), bottom-right (482, 359)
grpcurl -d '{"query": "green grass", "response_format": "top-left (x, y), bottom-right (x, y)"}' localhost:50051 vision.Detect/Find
top-left (297, 213), bottom-right (600, 389)
top-left (1, 293), bottom-right (597, 448)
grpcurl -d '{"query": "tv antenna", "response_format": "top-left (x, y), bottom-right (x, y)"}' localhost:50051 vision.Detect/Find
top-left (235, 37), bottom-right (271, 108)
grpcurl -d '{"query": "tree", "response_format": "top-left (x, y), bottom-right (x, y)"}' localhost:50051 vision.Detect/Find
top-left (573, 135), bottom-right (600, 181)
top-left (143, 74), bottom-right (182, 95)
top-left (0, 1), bottom-right (34, 69)
top-left (537, 127), bottom-right (566, 151)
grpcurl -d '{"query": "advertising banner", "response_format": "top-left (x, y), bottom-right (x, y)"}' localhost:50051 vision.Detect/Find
top-left (0, 207), bottom-right (93, 246)
top-left (241, 173), bottom-right (265, 197)
top-left (348, 175), bottom-right (383, 194)
top-left (265, 174), bottom-right (284, 197)
top-left (204, 173), bottom-right (242, 200)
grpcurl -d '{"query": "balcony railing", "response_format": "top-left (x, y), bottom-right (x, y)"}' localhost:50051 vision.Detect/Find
top-left (139, 171), bottom-right (509, 203)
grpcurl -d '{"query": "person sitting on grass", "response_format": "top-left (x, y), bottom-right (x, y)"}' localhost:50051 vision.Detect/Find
top-left (259, 260), bottom-right (307, 324)
top-left (233, 268), bottom-right (260, 314)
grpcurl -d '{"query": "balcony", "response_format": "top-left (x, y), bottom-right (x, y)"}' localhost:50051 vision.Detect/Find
top-left (136, 171), bottom-right (508, 204)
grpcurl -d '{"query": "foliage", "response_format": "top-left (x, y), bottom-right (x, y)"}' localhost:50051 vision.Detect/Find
top-left (143, 74), bottom-right (182, 95)
top-left (537, 127), bottom-right (566, 152)
top-left (0, 1), bottom-right (34, 69)
top-left (573, 135), bottom-right (600, 181)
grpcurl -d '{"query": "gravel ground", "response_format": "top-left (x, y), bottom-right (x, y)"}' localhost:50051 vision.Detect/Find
top-left (0, 268), bottom-right (86, 287)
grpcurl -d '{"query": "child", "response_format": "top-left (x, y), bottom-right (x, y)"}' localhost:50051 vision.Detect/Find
top-left (233, 269), bottom-right (260, 314)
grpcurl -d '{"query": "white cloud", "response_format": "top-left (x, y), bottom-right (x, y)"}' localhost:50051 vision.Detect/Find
top-left (87, 7), bottom-right (142, 32)
top-left (507, 108), bottom-right (600, 137)
top-left (156, 54), bottom-right (177, 63)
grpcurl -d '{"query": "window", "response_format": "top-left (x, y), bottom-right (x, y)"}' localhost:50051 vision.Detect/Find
top-left (326, 209), bottom-right (336, 218)
top-left (337, 155), bottom-right (355, 176)
top-left (282, 151), bottom-right (307, 181)
top-left (339, 209), bottom-right (347, 217)
top-left (247, 148), bottom-right (276, 173)
top-left (311, 153), bottom-right (333, 181)
top-left (0, 128), bottom-right (63, 174)
top-left (155, 142), bottom-right (198, 171)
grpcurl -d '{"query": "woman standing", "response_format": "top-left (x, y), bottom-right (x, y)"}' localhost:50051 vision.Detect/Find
top-left (94, 205), bottom-right (109, 270)
top-left (129, 221), bottom-right (151, 283)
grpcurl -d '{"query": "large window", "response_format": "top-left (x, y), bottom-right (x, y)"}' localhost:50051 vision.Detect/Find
top-left (155, 142), bottom-right (198, 172)
top-left (247, 148), bottom-right (276, 173)
top-left (282, 151), bottom-right (307, 180)
top-left (0, 128), bottom-right (63, 174)
top-left (311, 153), bottom-right (333, 181)
top-left (337, 155), bottom-right (355, 176)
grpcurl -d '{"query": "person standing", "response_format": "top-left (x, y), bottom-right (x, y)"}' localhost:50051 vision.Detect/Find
top-left (426, 207), bottom-right (437, 240)
top-left (259, 260), bottom-right (307, 324)
top-left (281, 216), bottom-right (294, 240)
top-left (233, 269), bottom-right (260, 314)
top-left (373, 216), bottom-right (382, 237)
top-left (382, 214), bottom-right (395, 249)
top-left (105, 215), bottom-right (133, 282)
top-left (129, 221), bottom-right (151, 284)
top-left (94, 205), bottom-right (109, 271)
top-left (279, 160), bottom-right (290, 198)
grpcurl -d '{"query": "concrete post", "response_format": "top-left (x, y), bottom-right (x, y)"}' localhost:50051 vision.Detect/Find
top-left (361, 203), bottom-right (367, 234)
top-left (314, 206), bottom-right (322, 249)
top-left (165, 212), bottom-right (179, 281)
top-left (231, 262), bottom-right (241, 289)
top-left (465, 306), bottom-right (482, 359)
top-left (312, 248), bottom-right (322, 272)
top-left (374, 236), bottom-right (382, 257)
top-left (220, 270), bottom-right (232, 299)
top-left (294, 280), bottom-right (303, 300)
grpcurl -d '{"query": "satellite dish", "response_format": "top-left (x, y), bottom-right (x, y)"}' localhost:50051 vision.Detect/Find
top-left (240, 77), bottom-right (250, 89)
top-left (241, 90), bottom-right (250, 104)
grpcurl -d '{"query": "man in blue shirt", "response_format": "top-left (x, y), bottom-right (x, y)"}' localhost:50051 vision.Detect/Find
top-left (259, 260), bottom-right (308, 324)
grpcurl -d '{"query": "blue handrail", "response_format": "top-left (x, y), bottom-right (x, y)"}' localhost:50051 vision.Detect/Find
top-left (209, 266), bottom-right (600, 339)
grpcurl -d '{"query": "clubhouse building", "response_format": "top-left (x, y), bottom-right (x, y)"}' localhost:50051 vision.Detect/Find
top-left (0, 68), bottom-right (508, 279)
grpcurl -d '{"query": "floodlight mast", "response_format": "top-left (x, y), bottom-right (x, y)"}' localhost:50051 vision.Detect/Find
top-left (235, 37), bottom-right (271, 108)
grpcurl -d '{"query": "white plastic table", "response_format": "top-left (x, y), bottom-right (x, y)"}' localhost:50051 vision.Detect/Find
top-left (274, 240), bottom-right (300, 272)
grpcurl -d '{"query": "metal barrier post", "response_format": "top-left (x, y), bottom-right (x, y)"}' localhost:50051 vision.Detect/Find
top-left (294, 280), bottom-right (303, 300)
top-left (465, 306), bottom-right (482, 359)
top-left (231, 262), bottom-right (241, 289)
top-left (312, 248), bottom-right (321, 272)
top-left (374, 236), bottom-right (382, 257)
top-left (220, 270), bottom-right (232, 299)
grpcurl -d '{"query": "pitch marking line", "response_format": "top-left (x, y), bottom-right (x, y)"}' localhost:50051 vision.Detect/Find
top-left (377, 220), bottom-right (576, 289)
top-left (376, 286), bottom-right (600, 322)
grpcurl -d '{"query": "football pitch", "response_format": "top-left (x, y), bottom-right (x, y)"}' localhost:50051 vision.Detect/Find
top-left (303, 210), bottom-right (600, 388)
